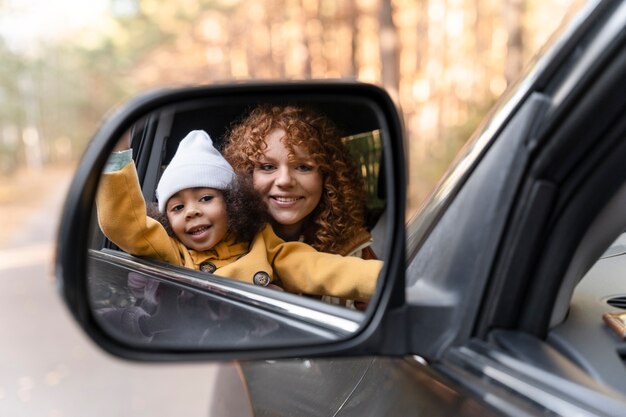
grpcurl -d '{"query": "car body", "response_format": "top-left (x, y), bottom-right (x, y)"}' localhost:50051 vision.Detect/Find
top-left (57, 1), bottom-right (626, 416)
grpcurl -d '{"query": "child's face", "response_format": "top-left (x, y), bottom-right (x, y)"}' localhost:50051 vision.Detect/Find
top-left (252, 128), bottom-right (323, 229)
top-left (165, 187), bottom-right (228, 252)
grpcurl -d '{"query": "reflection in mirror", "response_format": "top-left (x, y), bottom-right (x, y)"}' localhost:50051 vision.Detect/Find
top-left (89, 250), bottom-right (359, 348)
top-left (87, 97), bottom-right (388, 350)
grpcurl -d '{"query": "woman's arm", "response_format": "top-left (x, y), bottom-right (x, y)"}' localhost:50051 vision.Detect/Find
top-left (261, 226), bottom-right (382, 302)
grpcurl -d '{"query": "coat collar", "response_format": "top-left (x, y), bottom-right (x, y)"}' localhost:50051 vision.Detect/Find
top-left (189, 232), bottom-right (249, 263)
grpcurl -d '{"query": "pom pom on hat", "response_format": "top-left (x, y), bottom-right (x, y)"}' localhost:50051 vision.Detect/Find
top-left (156, 130), bottom-right (235, 213)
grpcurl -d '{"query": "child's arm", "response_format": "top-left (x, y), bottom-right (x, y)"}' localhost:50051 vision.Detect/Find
top-left (96, 155), bottom-right (183, 266)
top-left (261, 226), bottom-right (382, 302)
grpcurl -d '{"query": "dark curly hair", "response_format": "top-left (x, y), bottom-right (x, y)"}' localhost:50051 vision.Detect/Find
top-left (147, 174), bottom-right (268, 244)
top-left (223, 105), bottom-right (368, 255)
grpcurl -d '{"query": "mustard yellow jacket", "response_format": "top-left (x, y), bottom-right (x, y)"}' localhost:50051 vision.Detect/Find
top-left (96, 162), bottom-right (382, 302)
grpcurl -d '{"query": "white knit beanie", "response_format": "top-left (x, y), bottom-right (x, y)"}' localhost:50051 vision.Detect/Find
top-left (156, 130), bottom-right (235, 213)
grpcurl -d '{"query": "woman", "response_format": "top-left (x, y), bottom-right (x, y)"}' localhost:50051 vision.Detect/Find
top-left (224, 104), bottom-right (376, 260)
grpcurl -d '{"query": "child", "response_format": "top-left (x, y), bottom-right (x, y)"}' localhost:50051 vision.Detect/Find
top-left (96, 130), bottom-right (382, 302)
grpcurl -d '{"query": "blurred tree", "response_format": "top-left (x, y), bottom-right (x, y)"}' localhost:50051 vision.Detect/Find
top-left (505, 0), bottom-right (524, 85)
top-left (0, 0), bottom-right (584, 209)
top-left (379, 0), bottom-right (399, 95)
top-left (0, 39), bottom-right (24, 174)
top-left (0, 40), bottom-right (24, 124)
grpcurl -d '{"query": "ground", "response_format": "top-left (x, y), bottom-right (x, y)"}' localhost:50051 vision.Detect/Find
top-left (0, 164), bottom-right (75, 249)
top-left (0, 164), bottom-right (219, 417)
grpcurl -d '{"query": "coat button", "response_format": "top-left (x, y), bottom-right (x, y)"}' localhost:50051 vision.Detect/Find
top-left (199, 261), bottom-right (217, 273)
top-left (253, 271), bottom-right (271, 287)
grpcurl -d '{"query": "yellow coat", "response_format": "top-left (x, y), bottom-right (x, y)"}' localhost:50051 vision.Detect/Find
top-left (96, 162), bottom-right (382, 302)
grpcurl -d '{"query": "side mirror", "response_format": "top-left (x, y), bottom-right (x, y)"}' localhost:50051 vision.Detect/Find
top-left (56, 82), bottom-right (407, 360)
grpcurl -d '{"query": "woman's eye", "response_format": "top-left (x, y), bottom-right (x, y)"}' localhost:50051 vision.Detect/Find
top-left (200, 195), bottom-right (214, 202)
top-left (258, 163), bottom-right (275, 171)
top-left (296, 164), bottom-right (313, 172)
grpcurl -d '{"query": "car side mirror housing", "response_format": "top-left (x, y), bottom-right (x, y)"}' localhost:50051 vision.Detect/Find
top-left (56, 81), bottom-right (408, 361)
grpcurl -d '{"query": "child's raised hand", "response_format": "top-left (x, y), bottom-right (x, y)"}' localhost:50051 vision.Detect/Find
top-left (112, 131), bottom-right (131, 153)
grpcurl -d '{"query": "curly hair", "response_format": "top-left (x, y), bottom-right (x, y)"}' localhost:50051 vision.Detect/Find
top-left (147, 174), bottom-right (268, 244)
top-left (223, 104), bottom-right (368, 255)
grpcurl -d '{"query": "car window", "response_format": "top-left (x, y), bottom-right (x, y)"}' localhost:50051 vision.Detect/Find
top-left (157, 127), bottom-right (386, 232)
top-left (343, 130), bottom-right (386, 230)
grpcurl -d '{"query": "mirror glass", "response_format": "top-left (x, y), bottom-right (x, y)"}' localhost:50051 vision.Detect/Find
top-left (87, 94), bottom-right (390, 350)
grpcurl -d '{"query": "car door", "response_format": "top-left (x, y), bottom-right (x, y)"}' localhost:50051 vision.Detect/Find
top-left (234, 1), bottom-right (626, 415)
top-left (396, 1), bottom-right (626, 414)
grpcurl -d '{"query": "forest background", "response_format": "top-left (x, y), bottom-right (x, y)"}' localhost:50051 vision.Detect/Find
top-left (0, 0), bottom-right (584, 214)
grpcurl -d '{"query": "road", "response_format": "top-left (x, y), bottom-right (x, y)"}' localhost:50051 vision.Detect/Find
top-left (0, 167), bottom-right (219, 417)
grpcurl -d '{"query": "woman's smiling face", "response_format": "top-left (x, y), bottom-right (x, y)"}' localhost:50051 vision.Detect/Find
top-left (252, 129), bottom-right (323, 238)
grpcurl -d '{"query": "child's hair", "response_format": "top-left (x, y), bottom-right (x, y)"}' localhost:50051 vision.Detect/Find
top-left (223, 104), bottom-right (368, 255)
top-left (147, 174), bottom-right (268, 244)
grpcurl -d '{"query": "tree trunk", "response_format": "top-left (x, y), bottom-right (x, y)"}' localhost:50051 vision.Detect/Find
top-left (379, 0), bottom-right (399, 94)
top-left (504, 0), bottom-right (524, 86)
